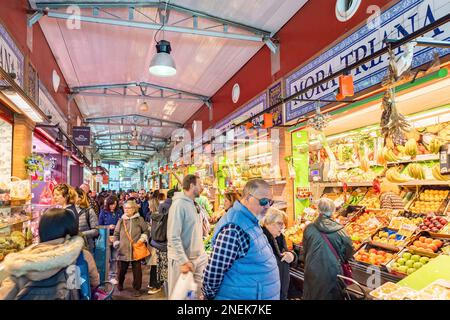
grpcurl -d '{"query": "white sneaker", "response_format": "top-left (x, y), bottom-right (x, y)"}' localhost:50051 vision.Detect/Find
top-left (109, 278), bottom-right (118, 285)
top-left (148, 287), bottom-right (161, 295)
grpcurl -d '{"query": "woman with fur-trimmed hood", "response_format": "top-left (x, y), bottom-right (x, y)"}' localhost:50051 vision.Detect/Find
top-left (0, 208), bottom-right (99, 300)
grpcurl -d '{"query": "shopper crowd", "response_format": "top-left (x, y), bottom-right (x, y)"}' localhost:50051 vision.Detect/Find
top-left (0, 175), bottom-right (354, 300)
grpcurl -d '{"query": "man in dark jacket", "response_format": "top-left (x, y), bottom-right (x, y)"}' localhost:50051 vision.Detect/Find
top-left (302, 198), bottom-right (354, 300)
top-left (137, 189), bottom-right (150, 221)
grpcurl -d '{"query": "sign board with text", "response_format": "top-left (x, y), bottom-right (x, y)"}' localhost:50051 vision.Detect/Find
top-left (284, 0), bottom-right (450, 122)
top-left (73, 126), bottom-right (91, 146)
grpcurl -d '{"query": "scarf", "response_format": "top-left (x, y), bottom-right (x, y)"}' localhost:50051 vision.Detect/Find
top-left (262, 226), bottom-right (286, 259)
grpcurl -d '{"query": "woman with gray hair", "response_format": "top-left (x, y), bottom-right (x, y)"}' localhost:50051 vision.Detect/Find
top-left (302, 198), bottom-right (353, 300)
top-left (261, 208), bottom-right (296, 300)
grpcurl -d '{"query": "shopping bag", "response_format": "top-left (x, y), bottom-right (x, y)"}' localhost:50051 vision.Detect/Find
top-left (169, 272), bottom-right (197, 300)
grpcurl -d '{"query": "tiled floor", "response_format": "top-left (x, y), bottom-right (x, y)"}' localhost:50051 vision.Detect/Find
top-left (112, 265), bottom-right (167, 300)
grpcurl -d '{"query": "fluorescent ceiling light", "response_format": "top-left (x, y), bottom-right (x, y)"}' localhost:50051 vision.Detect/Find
top-left (2, 90), bottom-right (44, 122)
top-left (149, 40), bottom-right (176, 77)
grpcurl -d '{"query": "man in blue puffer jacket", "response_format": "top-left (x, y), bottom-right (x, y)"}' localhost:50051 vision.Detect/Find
top-left (202, 179), bottom-right (280, 300)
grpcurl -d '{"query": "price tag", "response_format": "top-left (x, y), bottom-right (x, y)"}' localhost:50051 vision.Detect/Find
top-left (398, 223), bottom-right (417, 237)
top-left (367, 217), bottom-right (382, 228)
top-left (389, 217), bottom-right (405, 229)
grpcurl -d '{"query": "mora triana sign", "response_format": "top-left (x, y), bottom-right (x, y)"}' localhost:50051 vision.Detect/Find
top-left (285, 0), bottom-right (450, 122)
top-left (72, 126), bottom-right (91, 146)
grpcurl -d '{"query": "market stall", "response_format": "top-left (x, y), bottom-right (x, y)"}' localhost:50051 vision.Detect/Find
top-left (286, 89), bottom-right (450, 299)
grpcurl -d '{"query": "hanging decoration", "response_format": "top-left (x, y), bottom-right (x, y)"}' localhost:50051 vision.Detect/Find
top-left (380, 87), bottom-right (410, 146)
top-left (382, 42), bottom-right (417, 86)
top-left (24, 154), bottom-right (46, 181)
top-left (307, 102), bottom-right (331, 131)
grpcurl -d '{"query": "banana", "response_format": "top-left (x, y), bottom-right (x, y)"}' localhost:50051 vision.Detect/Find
top-left (429, 138), bottom-right (441, 154)
top-left (407, 164), bottom-right (425, 180)
top-left (376, 151), bottom-right (387, 166)
top-left (405, 138), bottom-right (418, 157)
top-left (384, 148), bottom-right (399, 162)
top-left (432, 164), bottom-right (449, 181)
top-left (360, 158), bottom-right (370, 172)
top-left (386, 167), bottom-right (409, 183)
top-left (397, 145), bottom-right (406, 154)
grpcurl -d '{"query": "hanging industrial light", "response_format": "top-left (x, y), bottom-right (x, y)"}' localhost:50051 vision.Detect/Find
top-left (139, 101), bottom-right (149, 112)
top-left (149, 2), bottom-right (175, 77)
top-left (149, 40), bottom-right (176, 77)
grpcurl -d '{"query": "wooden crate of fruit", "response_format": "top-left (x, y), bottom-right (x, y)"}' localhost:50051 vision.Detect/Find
top-left (370, 227), bottom-right (411, 252)
top-left (345, 210), bottom-right (390, 249)
top-left (386, 248), bottom-right (436, 277)
top-left (408, 188), bottom-right (449, 215)
top-left (353, 243), bottom-right (396, 270)
top-left (406, 232), bottom-right (450, 256)
top-left (417, 215), bottom-right (448, 234)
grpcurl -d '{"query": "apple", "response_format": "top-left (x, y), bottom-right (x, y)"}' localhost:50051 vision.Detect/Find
top-left (402, 252), bottom-right (412, 260)
top-left (397, 258), bottom-right (407, 266)
top-left (431, 227), bottom-right (439, 233)
top-left (411, 255), bottom-right (421, 262)
top-left (419, 257), bottom-right (430, 264)
top-left (439, 218), bottom-right (447, 225)
top-left (398, 266), bottom-right (408, 273)
top-left (405, 260), bottom-right (415, 268)
top-left (413, 262), bottom-right (423, 269)
top-left (407, 268), bottom-right (416, 275)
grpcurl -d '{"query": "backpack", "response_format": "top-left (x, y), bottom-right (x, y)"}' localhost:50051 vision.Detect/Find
top-left (151, 205), bottom-right (169, 242)
top-left (14, 251), bottom-right (91, 300)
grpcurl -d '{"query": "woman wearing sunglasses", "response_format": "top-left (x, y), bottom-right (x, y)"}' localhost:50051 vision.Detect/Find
top-left (260, 208), bottom-right (296, 300)
top-left (202, 179), bottom-right (280, 300)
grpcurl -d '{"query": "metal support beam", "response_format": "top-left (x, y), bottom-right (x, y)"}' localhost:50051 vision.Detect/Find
top-left (27, 11), bottom-right (44, 27)
top-left (98, 147), bottom-right (156, 152)
top-left (85, 114), bottom-right (182, 127)
top-left (205, 100), bottom-right (213, 122)
top-left (87, 122), bottom-right (177, 128)
top-left (40, 10), bottom-right (267, 42)
top-left (264, 38), bottom-right (279, 54)
top-left (71, 82), bottom-right (209, 104)
top-left (31, 1), bottom-right (271, 37)
top-left (386, 37), bottom-right (450, 49)
top-left (74, 91), bottom-right (202, 103)
top-left (97, 142), bottom-right (157, 148)
top-left (94, 131), bottom-right (167, 141)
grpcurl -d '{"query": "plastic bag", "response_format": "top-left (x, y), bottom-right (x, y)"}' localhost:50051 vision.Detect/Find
top-left (169, 272), bottom-right (197, 300)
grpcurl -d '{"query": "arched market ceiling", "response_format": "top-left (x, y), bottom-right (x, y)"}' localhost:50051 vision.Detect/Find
top-left (29, 0), bottom-right (309, 166)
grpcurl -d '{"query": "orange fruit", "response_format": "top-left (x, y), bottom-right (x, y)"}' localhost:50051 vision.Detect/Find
top-left (425, 238), bottom-right (433, 244)
top-left (433, 239), bottom-right (443, 248)
top-left (419, 237), bottom-right (426, 243)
